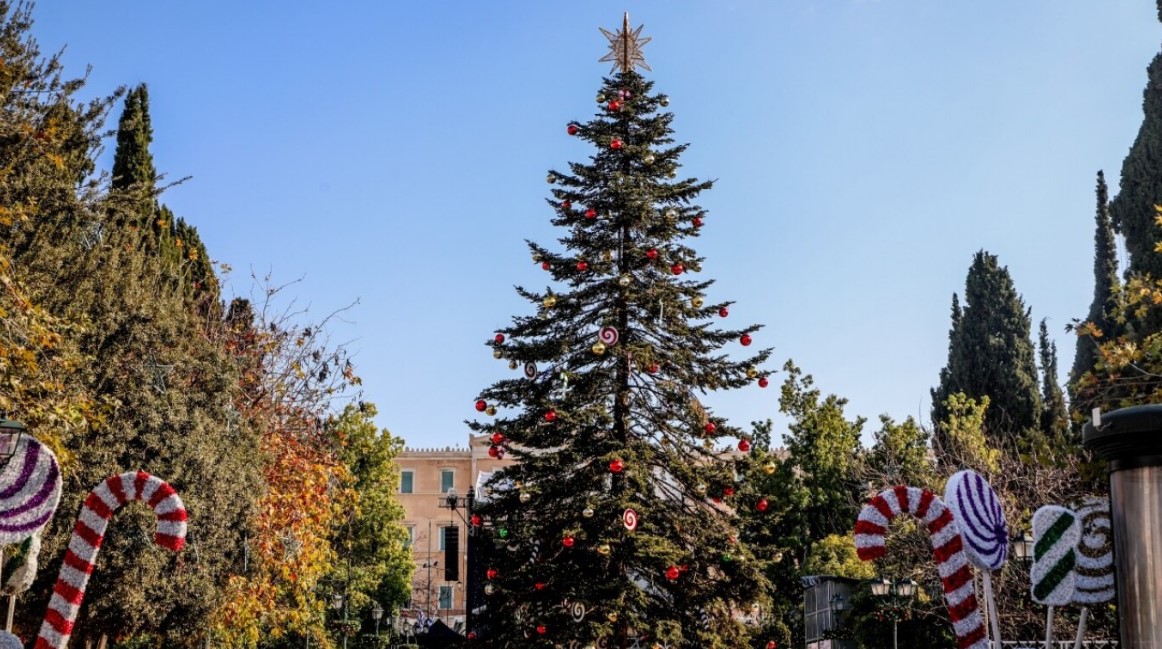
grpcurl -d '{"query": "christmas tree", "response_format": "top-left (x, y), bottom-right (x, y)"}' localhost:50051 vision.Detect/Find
top-left (469, 15), bottom-right (773, 649)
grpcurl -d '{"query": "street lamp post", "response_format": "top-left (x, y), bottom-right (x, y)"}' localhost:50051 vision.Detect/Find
top-left (371, 601), bottom-right (384, 637)
top-left (330, 591), bottom-right (348, 649)
top-left (439, 487), bottom-right (476, 635)
top-left (1012, 531), bottom-right (1034, 564)
top-left (872, 578), bottom-right (916, 649)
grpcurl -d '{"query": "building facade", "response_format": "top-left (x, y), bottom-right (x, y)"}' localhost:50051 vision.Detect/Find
top-left (395, 435), bottom-right (514, 633)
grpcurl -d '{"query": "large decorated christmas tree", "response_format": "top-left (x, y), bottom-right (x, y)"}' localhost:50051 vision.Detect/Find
top-left (469, 15), bottom-right (774, 649)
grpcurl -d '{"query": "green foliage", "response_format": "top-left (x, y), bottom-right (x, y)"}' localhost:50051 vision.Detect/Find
top-left (932, 251), bottom-right (1042, 445)
top-left (471, 71), bottom-right (772, 649)
top-left (1037, 319), bottom-right (1070, 445)
top-left (1070, 171), bottom-right (1120, 389)
top-left (935, 393), bottom-right (999, 474)
top-left (867, 415), bottom-right (935, 491)
top-left (802, 535), bottom-right (875, 580)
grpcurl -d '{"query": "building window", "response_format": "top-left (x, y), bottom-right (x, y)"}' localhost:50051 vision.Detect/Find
top-left (438, 585), bottom-right (453, 610)
top-left (400, 470), bottom-right (414, 494)
top-left (404, 526), bottom-right (414, 549)
top-left (440, 469), bottom-right (454, 494)
top-left (439, 525), bottom-right (455, 551)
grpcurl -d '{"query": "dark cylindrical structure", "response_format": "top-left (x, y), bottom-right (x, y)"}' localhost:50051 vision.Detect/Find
top-left (1084, 405), bottom-right (1162, 648)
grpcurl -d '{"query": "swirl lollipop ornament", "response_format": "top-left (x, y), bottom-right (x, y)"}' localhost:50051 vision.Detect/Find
top-left (0, 433), bottom-right (62, 546)
top-left (1030, 505), bottom-right (1080, 649)
top-left (945, 470), bottom-right (1007, 649)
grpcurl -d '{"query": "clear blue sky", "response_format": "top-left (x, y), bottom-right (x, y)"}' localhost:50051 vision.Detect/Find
top-left (31, 1), bottom-right (1160, 449)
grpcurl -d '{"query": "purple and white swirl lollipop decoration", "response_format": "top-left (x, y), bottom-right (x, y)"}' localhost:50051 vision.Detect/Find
top-left (945, 469), bottom-right (1008, 648)
top-left (945, 470), bottom-right (1008, 570)
top-left (0, 434), bottom-right (62, 545)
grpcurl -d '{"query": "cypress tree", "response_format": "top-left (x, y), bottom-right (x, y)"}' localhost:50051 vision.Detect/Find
top-left (111, 84), bottom-right (156, 196)
top-left (932, 251), bottom-right (1042, 443)
top-left (1071, 171), bottom-right (1120, 387)
top-left (1038, 318), bottom-right (1069, 443)
top-left (1110, 3), bottom-right (1162, 278)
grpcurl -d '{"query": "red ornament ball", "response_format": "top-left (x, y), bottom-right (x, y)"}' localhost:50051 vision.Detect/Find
top-left (471, 514), bottom-right (483, 526)
top-left (647, 363), bottom-right (660, 374)
top-left (704, 422), bottom-right (717, 434)
top-left (712, 497), bottom-right (723, 504)
top-left (468, 632), bottom-right (477, 641)
top-left (585, 209), bottom-right (597, 219)
top-left (610, 138), bottom-right (623, 150)
top-left (757, 498), bottom-right (770, 512)
top-left (738, 439), bottom-right (752, 453)
top-left (724, 487), bottom-right (735, 497)
top-left (609, 458), bottom-right (625, 473)
top-left (646, 248), bottom-right (658, 260)
top-left (494, 333), bottom-right (505, 344)
top-left (486, 568), bottom-right (499, 580)
top-left (562, 200), bottom-right (572, 210)
top-left (693, 216), bottom-right (703, 228)
top-left (567, 123), bottom-right (579, 135)
top-left (544, 410), bottom-right (557, 422)
top-left (671, 263), bottom-right (684, 275)
top-left (719, 307), bottom-right (729, 318)
top-left (766, 642), bottom-right (777, 649)
top-left (490, 432), bottom-right (505, 445)
top-left (487, 445), bottom-right (499, 459)
top-left (542, 261), bottom-right (551, 270)
top-left (665, 565), bottom-right (680, 580)
top-left (562, 536), bottom-right (575, 548)
top-left (741, 334), bottom-right (753, 346)
top-left (609, 100), bottom-right (621, 111)
top-left (535, 581), bottom-right (546, 590)
top-left (577, 261), bottom-right (589, 272)
top-left (474, 400), bottom-right (487, 412)
top-left (758, 376), bottom-right (769, 388)
top-left (536, 625), bottom-right (547, 636)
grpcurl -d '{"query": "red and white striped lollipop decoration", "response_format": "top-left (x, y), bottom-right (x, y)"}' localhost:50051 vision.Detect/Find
top-left (599, 326), bottom-right (619, 346)
top-left (34, 471), bottom-right (187, 649)
top-left (623, 508), bottom-right (638, 532)
top-left (854, 485), bottom-right (986, 649)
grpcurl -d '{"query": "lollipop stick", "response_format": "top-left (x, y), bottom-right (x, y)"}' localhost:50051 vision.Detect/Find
top-left (982, 571), bottom-right (1001, 648)
top-left (1072, 607), bottom-right (1089, 649)
top-left (1045, 605), bottom-right (1054, 649)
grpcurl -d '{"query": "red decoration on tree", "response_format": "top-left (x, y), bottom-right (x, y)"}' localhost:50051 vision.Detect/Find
top-left (475, 400), bottom-right (487, 412)
top-left (738, 439), bottom-right (751, 453)
top-left (567, 123), bottom-right (579, 135)
top-left (712, 497), bottom-right (722, 504)
top-left (610, 138), bottom-right (623, 150)
top-left (486, 568), bottom-right (499, 580)
top-left (585, 209), bottom-right (597, 219)
top-left (609, 100), bottom-right (621, 111)
top-left (665, 566), bottom-right (680, 580)
top-left (723, 487), bottom-right (735, 497)
top-left (757, 498), bottom-right (769, 512)
top-left (740, 334), bottom-right (752, 346)
top-left (646, 249), bottom-right (658, 260)
top-left (468, 632), bottom-right (477, 641)
top-left (719, 307), bottom-right (729, 318)
top-left (671, 263), bottom-right (684, 275)
top-left (536, 625), bottom-right (547, 636)
top-left (647, 363), bottom-right (660, 374)
top-left (758, 376), bottom-right (769, 388)
top-left (562, 200), bottom-right (572, 210)
top-left (544, 410), bottom-right (557, 422)
top-left (488, 445), bottom-right (500, 459)
top-left (472, 514), bottom-right (483, 526)
top-left (495, 334), bottom-right (506, 345)
top-left (609, 458), bottom-right (625, 473)
top-left (704, 422), bottom-right (717, 434)
top-left (490, 432), bottom-right (505, 445)
top-left (562, 536), bottom-right (575, 548)
top-left (542, 261), bottom-right (551, 270)
top-left (766, 642), bottom-right (777, 649)
top-left (577, 261), bottom-right (589, 272)
top-left (693, 216), bottom-right (703, 228)
top-left (535, 581), bottom-right (546, 590)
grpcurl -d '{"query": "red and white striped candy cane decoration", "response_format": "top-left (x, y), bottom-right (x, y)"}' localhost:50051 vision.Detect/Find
top-left (853, 485), bottom-right (986, 649)
top-left (35, 471), bottom-right (187, 649)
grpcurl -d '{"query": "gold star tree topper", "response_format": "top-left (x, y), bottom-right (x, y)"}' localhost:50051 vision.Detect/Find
top-left (599, 12), bottom-right (651, 74)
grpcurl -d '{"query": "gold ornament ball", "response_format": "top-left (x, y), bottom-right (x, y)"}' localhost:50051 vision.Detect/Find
top-left (597, 93), bottom-right (607, 103)
top-left (532, 252), bottom-right (541, 262)
top-left (619, 274), bottom-right (632, 287)
top-left (644, 154), bottom-right (655, 165)
top-left (543, 295), bottom-right (557, 308)
top-left (602, 250), bottom-right (614, 262)
top-left (484, 584), bottom-right (495, 595)
top-left (597, 543), bottom-right (612, 556)
top-left (607, 612), bottom-right (619, 623)
top-left (660, 96), bottom-right (670, 107)
top-left (592, 341), bottom-right (606, 355)
top-left (692, 296), bottom-right (704, 308)
top-left (485, 406), bottom-right (497, 417)
top-left (519, 491), bottom-right (531, 503)
top-left (695, 483), bottom-right (707, 494)
top-left (665, 209), bottom-right (677, 220)
top-left (547, 174), bottom-right (557, 184)
top-left (509, 360), bottom-right (519, 370)
top-left (583, 507), bottom-right (594, 518)
top-left (747, 367), bottom-right (758, 379)
top-left (493, 350), bottom-right (503, 360)
top-left (764, 462), bottom-right (777, 475)
top-left (668, 170), bottom-right (677, 179)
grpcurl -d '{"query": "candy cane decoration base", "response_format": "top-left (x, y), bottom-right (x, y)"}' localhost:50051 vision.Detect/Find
top-left (34, 471), bottom-right (187, 649)
top-left (854, 486), bottom-right (987, 649)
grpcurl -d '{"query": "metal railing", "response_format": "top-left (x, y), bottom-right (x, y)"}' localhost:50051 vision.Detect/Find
top-left (1000, 642), bottom-right (1118, 649)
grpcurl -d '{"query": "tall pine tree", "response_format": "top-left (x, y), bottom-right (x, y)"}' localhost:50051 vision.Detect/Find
top-left (1110, 2), bottom-right (1162, 279)
top-left (471, 16), bottom-right (771, 649)
top-left (1038, 318), bottom-right (1069, 444)
top-left (932, 251), bottom-right (1042, 444)
top-left (1071, 170), bottom-right (1120, 388)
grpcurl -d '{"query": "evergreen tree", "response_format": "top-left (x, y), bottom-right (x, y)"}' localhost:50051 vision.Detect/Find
top-left (1110, 4), bottom-right (1162, 279)
top-left (471, 18), bottom-right (772, 649)
top-left (1071, 170), bottom-right (1120, 387)
top-left (1038, 319), bottom-right (1069, 444)
top-left (111, 85), bottom-right (156, 197)
top-left (931, 251), bottom-right (1042, 444)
